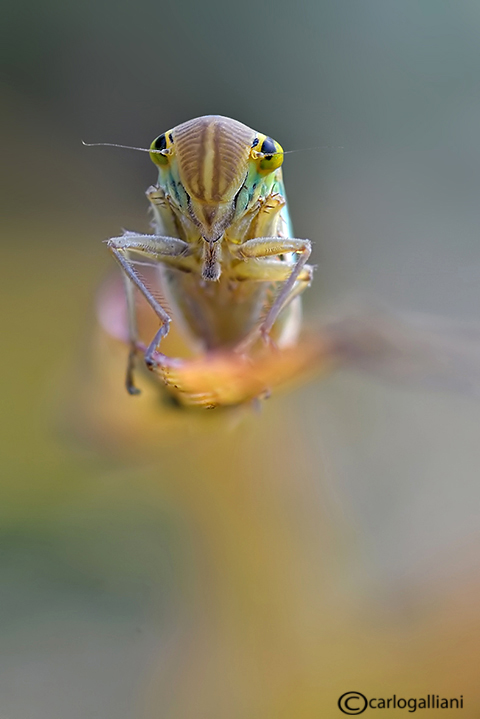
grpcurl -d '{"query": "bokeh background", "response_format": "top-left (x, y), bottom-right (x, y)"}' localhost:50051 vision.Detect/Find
top-left (2, 0), bottom-right (480, 716)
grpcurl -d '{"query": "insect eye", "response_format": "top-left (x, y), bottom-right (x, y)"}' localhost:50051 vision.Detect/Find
top-left (149, 132), bottom-right (172, 167)
top-left (252, 135), bottom-right (284, 174)
top-left (260, 137), bottom-right (276, 155)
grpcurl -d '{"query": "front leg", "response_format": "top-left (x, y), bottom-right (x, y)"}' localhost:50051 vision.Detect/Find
top-left (107, 233), bottom-right (190, 394)
top-left (235, 236), bottom-right (312, 349)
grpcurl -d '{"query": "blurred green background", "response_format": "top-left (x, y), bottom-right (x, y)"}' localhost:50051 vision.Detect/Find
top-left (2, 0), bottom-right (480, 717)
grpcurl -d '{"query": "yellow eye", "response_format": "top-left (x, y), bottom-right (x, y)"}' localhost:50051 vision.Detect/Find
top-left (149, 131), bottom-right (174, 167)
top-left (251, 135), bottom-right (284, 174)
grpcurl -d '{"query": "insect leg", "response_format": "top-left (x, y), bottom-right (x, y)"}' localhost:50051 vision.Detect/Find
top-left (107, 233), bottom-right (190, 392)
top-left (234, 237), bottom-right (312, 346)
top-left (122, 271), bottom-right (143, 394)
top-left (108, 233), bottom-right (190, 265)
top-left (230, 258), bottom-right (313, 283)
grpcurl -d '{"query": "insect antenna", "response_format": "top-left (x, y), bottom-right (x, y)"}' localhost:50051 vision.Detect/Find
top-left (282, 145), bottom-right (344, 155)
top-left (82, 141), bottom-right (165, 154)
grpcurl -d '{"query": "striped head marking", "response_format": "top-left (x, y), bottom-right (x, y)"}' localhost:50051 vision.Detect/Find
top-left (173, 115), bottom-right (256, 204)
top-left (149, 115), bottom-right (284, 252)
top-left (176, 116), bottom-right (256, 242)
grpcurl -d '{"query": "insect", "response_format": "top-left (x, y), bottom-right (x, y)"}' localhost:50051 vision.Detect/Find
top-left (106, 115), bottom-right (314, 407)
top-left (97, 116), bottom-right (480, 410)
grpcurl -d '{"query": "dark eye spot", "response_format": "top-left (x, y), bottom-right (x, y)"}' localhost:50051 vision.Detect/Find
top-left (168, 132), bottom-right (174, 144)
top-left (251, 137), bottom-right (259, 148)
top-left (153, 134), bottom-right (167, 151)
top-left (261, 137), bottom-right (276, 155)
